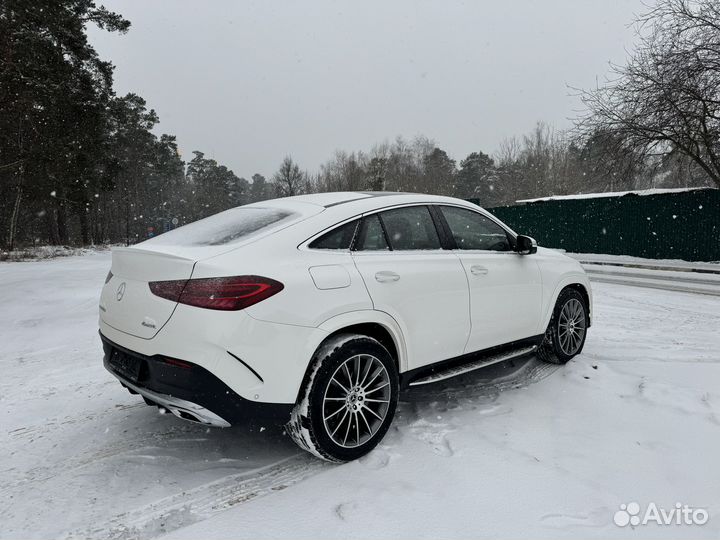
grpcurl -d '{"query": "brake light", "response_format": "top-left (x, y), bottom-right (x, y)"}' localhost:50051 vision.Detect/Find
top-left (149, 276), bottom-right (284, 311)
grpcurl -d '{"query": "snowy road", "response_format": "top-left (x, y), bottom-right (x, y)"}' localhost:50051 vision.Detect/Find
top-left (570, 254), bottom-right (720, 297)
top-left (1, 252), bottom-right (720, 539)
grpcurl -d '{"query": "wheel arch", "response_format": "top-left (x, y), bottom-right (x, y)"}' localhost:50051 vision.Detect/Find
top-left (565, 282), bottom-right (591, 326)
top-left (320, 323), bottom-right (399, 368)
top-left (542, 275), bottom-right (593, 330)
top-left (316, 310), bottom-right (406, 368)
top-left (293, 311), bottom-right (407, 404)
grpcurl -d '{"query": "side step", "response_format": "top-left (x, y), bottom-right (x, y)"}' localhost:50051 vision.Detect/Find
top-left (408, 345), bottom-right (537, 387)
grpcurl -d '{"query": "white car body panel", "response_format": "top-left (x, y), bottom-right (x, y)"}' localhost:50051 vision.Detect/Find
top-left (455, 250), bottom-right (543, 352)
top-left (100, 250), bottom-right (196, 339)
top-left (352, 249), bottom-right (470, 369)
top-left (99, 192), bottom-right (592, 417)
top-left (99, 309), bottom-right (328, 404)
top-left (315, 309), bottom-right (409, 372)
top-left (532, 246), bottom-right (593, 329)
top-left (193, 243), bottom-right (373, 328)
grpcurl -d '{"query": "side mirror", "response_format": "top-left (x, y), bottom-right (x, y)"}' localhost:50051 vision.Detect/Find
top-left (516, 235), bottom-right (537, 255)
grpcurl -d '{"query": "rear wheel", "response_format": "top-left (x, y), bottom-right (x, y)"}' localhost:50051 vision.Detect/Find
top-left (287, 334), bottom-right (399, 462)
top-left (538, 288), bottom-right (588, 365)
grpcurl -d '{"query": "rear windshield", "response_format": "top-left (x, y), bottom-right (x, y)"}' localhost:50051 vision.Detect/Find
top-left (143, 207), bottom-right (295, 246)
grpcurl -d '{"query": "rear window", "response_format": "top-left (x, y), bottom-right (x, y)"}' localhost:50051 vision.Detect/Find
top-left (143, 207), bottom-right (295, 246)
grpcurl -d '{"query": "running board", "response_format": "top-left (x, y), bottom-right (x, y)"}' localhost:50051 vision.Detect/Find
top-left (408, 345), bottom-right (537, 387)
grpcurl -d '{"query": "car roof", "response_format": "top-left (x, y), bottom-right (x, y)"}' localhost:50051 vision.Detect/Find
top-left (250, 191), bottom-right (478, 211)
top-left (241, 191), bottom-right (492, 246)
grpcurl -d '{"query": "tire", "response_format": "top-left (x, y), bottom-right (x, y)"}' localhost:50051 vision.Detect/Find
top-left (538, 288), bottom-right (588, 365)
top-left (287, 333), bottom-right (399, 462)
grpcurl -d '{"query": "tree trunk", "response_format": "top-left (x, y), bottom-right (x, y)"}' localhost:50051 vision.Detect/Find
top-left (45, 209), bottom-right (60, 245)
top-left (79, 196), bottom-right (90, 245)
top-left (57, 200), bottom-right (69, 245)
top-left (7, 177), bottom-right (23, 251)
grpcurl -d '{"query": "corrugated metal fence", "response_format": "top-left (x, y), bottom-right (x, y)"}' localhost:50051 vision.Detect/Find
top-left (477, 188), bottom-right (719, 262)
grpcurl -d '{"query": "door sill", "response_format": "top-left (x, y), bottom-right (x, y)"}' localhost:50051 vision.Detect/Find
top-left (401, 335), bottom-right (543, 388)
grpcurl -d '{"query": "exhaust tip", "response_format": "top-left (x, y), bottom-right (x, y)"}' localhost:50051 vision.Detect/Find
top-left (160, 405), bottom-right (201, 423)
top-left (173, 409), bottom-right (202, 423)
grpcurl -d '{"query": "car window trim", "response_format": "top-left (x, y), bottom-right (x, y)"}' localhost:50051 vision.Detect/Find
top-left (364, 204), bottom-right (444, 252)
top-left (434, 204), bottom-right (518, 253)
top-left (306, 218), bottom-right (360, 251)
top-left (302, 215), bottom-right (362, 252)
top-left (373, 213), bottom-right (393, 251)
top-left (352, 214), bottom-right (393, 252)
top-left (300, 201), bottom-right (515, 253)
top-left (428, 205), bottom-right (457, 250)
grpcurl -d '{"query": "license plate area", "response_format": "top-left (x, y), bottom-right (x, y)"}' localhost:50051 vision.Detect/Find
top-left (109, 348), bottom-right (143, 383)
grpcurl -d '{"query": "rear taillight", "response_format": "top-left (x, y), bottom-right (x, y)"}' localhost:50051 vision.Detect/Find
top-left (149, 275), bottom-right (284, 311)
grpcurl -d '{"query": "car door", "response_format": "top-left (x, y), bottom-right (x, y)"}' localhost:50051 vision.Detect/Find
top-left (436, 205), bottom-right (543, 353)
top-left (351, 205), bottom-right (470, 370)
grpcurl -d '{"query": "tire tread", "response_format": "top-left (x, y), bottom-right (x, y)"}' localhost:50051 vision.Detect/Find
top-left (538, 288), bottom-right (588, 365)
top-left (287, 333), bottom-right (396, 462)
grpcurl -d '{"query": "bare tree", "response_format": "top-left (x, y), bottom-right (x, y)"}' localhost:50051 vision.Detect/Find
top-left (496, 137), bottom-right (521, 169)
top-left (316, 150), bottom-right (367, 192)
top-left (577, 0), bottom-right (720, 188)
top-left (272, 156), bottom-right (306, 197)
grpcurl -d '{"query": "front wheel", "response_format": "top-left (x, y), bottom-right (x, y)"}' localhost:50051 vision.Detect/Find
top-left (538, 288), bottom-right (588, 365)
top-left (287, 334), bottom-right (399, 462)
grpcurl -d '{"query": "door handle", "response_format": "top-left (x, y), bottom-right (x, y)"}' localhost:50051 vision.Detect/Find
top-left (375, 271), bottom-right (400, 283)
top-left (470, 265), bottom-right (489, 276)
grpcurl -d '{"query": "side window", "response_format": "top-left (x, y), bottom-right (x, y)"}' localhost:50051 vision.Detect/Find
top-left (440, 206), bottom-right (512, 252)
top-left (309, 219), bottom-right (359, 250)
top-left (380, 206), bottom-right (441, 250)
top-left (355, 215), bottom-right (389, 251)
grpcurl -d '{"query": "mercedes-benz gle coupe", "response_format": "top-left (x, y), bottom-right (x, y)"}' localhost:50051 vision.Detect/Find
top-left (99, 192), bottom-right (592, 461)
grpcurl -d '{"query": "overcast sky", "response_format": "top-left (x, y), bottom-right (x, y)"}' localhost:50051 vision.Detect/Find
top-left (88, 0), bottom-right (647, 179)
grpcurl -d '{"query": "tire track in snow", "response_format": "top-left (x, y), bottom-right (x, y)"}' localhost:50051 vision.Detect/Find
top-left (65, 455), bottom-right (329, 540)
top-left (0, 419), bottom-right (203, 495)
top-left (63, 356), bottom-right (558, 540)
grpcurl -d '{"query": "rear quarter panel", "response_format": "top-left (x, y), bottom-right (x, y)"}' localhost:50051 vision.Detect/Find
top-left (191, 236), bottom-right (374, 328)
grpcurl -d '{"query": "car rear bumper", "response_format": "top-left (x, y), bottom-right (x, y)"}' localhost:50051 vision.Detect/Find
top-left (99, 307), bottom-right (328, 404)
top-left (118, 376), bottom-right (232, 427)
top-left (101, 332), bottom-right (293, 426)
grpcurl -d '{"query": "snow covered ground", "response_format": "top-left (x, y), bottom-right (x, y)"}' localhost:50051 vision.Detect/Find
top-left (1, 252), bottom-right (720, 539)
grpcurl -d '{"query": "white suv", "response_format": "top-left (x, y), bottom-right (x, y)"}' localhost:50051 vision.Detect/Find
top-left (99, 192), bottom-right (592, 461)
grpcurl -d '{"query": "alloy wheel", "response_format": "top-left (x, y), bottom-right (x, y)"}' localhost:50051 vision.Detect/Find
top-left (557, 298), bottom-right (586, 355)
top-left (322, 354), bottom-right (391, 448)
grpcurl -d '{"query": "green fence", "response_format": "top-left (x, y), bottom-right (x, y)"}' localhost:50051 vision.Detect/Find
top-left (477, 188), bottom-right (719, 262)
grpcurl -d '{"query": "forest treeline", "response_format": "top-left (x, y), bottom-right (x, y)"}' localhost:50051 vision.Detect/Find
top-left (1, 0), bottom-right (717, 249)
